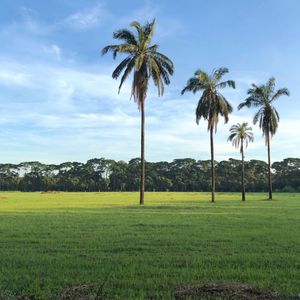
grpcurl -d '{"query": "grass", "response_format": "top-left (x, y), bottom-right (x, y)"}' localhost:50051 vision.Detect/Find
top-left (0, 192), bottom-right (299, 299)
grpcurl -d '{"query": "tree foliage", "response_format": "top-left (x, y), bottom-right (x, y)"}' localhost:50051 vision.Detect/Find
top-left (102, 19), bottom-right (174, 107)
top-left (181, 67), bottom-right (235, 130)
top-left (0, 158), bottom-right (298, 193)
top-left (238, 77), bottom-right (289, 143)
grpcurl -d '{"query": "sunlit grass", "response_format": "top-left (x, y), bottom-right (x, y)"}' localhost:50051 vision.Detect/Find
top-left (0, 192), bottom-right (299, 299)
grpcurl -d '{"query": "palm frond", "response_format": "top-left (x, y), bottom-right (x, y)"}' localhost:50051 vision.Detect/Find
top-left (148, 57), bottom-right (164, 96)
top-left (213, 67), bottom-right (229, 81)
top-left (130, 21), bottom-right (143, 43)
top-left (101, 44), bottom-right (137, 58)
top-left (271, 88), bottom-right (290, 102)
top-left (151, 57), bottom-right (171, 85)
top-left (113, 29), bottom-right (137, 45)
top-left (101, 45), bottom-right (119, 57)
top-left (253, 107), bottom-right (264, 125)
top-left (216, 80), bottom-right (236, 89)
top-left (266, 77), bottom-right (276, 95)
top-left (118, 58), bottom-right (136, 93)
top-left (238, 96), bottom-right (262, 110)
top-left (147, 44), bottom-right (159, 52)
top-left (151, 52), bottom-right (174, 75)
top-left (142, 19), bottom-right (155, 47)
top-left (181, 77), bottom-right (207, 95)
top-left (112, 56), bottom-right (133, 79)
top-left (194, 69), bottom-right (209, 83)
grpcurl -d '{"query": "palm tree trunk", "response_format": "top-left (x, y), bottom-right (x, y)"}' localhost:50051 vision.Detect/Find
top-left (267, 132), bottom-right (272, 200)
top-left (210, 128), bottom-right (215, 203)
top-left (241, 139), bottom-right (245, 201)
top-left (140, 100), bottom-right (145, 205)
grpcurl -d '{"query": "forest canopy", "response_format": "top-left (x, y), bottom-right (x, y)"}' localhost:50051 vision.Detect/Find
top-left (0, 157), bottom-right (299, 193)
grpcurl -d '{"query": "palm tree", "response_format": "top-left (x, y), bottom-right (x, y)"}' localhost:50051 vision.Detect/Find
top-left (102, 20), bottom-right (174, 205)
top-left (228, 122), bottom-right (254, 201)
top-left (181, 68), bottom-right (235, 203)
top-left (238, 77), bottom-right (289, 200)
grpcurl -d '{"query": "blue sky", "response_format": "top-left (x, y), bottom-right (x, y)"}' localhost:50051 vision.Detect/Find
top-left (0, 0), bottom-right (299, 163)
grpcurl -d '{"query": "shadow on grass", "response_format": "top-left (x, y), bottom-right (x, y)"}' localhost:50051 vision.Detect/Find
top-left (121, 205), bottom-right (206, 210)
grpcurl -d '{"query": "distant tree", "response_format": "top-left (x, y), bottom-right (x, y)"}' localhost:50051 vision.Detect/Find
top-left (109, 160), bottom-right (128, 191)
top-left (245, 160), bottom-right (269, 192)
top-left (102, 20), bottom-right (174, 205)
top-left (238, 77), bottom-right (289, 199)
top-left (272, 158), bottom-right (300, 191)
top-left (126, 158), bottom-right (142, 191)
top-left (0, 164), bottom-right (20, 191)
top-left (216, 159), bottom-right (241, 192)
top-left (1, 157), bottom-right (299, 193)
top-left (228, 122), bottom-right (254, 201)
top-left (181, 68), bottom-right (235, 202)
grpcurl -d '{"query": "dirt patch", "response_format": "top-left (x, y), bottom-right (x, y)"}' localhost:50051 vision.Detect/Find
top-left (59, 285), bottom-right (104, 300)
top-left (41, 191), bottom-right (60, 194)
top-left (0, 196), bottom-right (7, 199)
top-left (175, 283), bottom-right (281, 299)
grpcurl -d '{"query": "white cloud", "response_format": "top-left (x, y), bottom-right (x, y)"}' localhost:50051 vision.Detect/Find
top-left (63, 3), bottom-right (108, 31)
top-left (0, 69), bottom-right (29, 86)
top-left (43, 44), bottom-right (61, 60)
top-left (4, 4), bottom-right (108, 37)
top-left (117, 2), bottom-right (184, 41)
top-left (18, 6), bottom-right (53, 35)
top-left (0, 55), bottom-right (297, 164)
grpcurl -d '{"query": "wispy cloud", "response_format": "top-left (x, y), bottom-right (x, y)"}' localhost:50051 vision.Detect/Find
top-left (43, 44), bottom-right (61, 60)
top-left (117, 1), bottom-right (184, 41)
top-left (0, 69), bottom-right (30, 86)
top-left (17, 6), bottom-right (53, 35)
top-left (62, 3), bottom-right (109, 31)
top-left (0, 53), bottom-right (297, 164)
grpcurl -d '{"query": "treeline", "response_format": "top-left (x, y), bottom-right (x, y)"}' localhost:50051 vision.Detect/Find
top-left (0, 157), bottom-right (299, 192)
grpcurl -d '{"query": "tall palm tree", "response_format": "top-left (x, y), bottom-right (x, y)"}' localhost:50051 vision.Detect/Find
top-left (181, 68), bottom-right (235, 203)
top-left (102, 20), bottom-right (174, 205)
top-left (228, 122), bottom-right (254, 201)
top-left (238, 77), bottom-right (289, 200)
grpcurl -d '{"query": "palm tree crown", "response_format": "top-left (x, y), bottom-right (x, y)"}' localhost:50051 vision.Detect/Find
top-left (228, 122), bottom-right (254, 153)
top-left (102, 19), bottom-right (174, 106)
top-left (238, 77), bottom-right (289, 143)
top-left (181, 67), bottom-right (235, 131)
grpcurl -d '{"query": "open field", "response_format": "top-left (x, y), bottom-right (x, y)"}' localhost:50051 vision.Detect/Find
top-left (0, 192), bottom-right (299, 299)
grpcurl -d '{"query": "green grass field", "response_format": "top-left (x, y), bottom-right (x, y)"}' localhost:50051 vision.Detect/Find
top-left (0, 192), bottom-right (299, 299)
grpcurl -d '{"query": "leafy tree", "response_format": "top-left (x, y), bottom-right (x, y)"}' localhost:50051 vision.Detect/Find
top-left (0, 164), bottom-right (19, 190)
top-left (126, 158), bottom-right (142, 191)
top-left (102, 20), bottom-right (174, 205)
top-left (272, 158), bottom-right (300, 191)
top-left (1, 157), bottom-right (299, 193)
top-left (109, 160), bottom-right (128, 191)
top-left (228, 122), bottom-right (254, 200)
top-left (238, 77), bottom-right (290, 199)
top-left (245, 160), bottom-right (268, 192)
top-left (181, 68), bottom-right (235, 202)
top-left (216, 159), bottom-right (241, 192)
